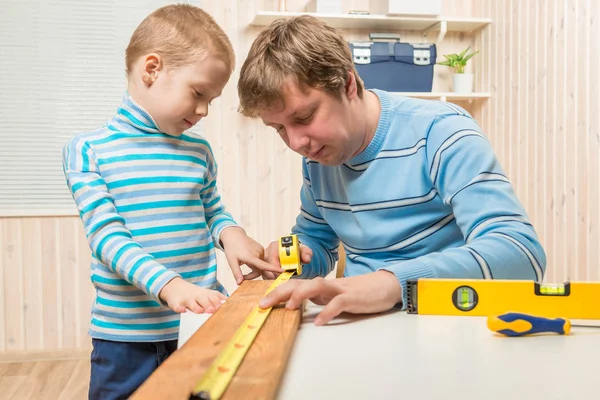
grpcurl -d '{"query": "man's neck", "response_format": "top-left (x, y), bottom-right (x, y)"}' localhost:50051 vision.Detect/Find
top-left (355, 90), bottom-right (382, 156)
top-left (365, 90), bottom-right (381, 141)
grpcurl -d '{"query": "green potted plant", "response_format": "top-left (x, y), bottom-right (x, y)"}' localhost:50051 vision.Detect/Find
top-left (438, 46), bottom-right (479, 93)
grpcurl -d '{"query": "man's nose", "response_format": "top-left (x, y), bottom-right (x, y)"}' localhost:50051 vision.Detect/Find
top-left (286, 127), bottom-right (309, 154)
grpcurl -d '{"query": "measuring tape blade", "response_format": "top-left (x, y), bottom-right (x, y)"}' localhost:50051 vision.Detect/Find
top-left (191, 235), bottom-right (301, 400)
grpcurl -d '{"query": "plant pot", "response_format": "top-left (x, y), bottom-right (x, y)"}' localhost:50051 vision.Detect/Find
top-left (452, 73), bottom-right (474, 93)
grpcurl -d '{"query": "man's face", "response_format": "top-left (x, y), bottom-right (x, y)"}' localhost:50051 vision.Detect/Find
top-left (258, 80), bottom-right (363, 166)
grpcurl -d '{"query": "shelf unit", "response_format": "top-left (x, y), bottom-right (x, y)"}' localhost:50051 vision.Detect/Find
top-left (251, 11), bottom-right (492, 103)
top-left (251, 11), bottom-right (491, 43)
top-left (392, 92), bottom-right (490, 102)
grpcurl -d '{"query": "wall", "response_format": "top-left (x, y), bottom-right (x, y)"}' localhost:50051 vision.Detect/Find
top-left (0, 0), bottom-right (307, 355)
top-left (475, 0), bottom-right (600, 283)
top-left (1, 0), bottom-right (598, 355)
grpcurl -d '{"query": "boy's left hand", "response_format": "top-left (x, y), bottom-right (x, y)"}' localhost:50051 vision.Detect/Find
top-left (220, 227), bottom-right (283, 284)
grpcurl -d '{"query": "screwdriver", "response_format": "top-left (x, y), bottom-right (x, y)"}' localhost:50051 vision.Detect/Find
top-left (487, 312), bottom-right (600, 337)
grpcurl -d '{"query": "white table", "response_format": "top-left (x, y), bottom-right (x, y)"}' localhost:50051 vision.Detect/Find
top-left (179, 303), bottom-right (600, 400)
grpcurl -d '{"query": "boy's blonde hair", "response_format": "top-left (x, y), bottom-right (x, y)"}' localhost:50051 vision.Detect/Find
top-left (125, 4), bottom-right (234, 76)
top-left (238, 15), bottom-right (364, 118)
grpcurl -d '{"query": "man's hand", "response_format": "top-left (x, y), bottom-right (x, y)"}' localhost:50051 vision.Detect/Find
top-left (259, 270), bottom-right (402, 325)
top-left (159, 277), bottom-right (226, 314)
top-left (220, 227), bottom-right (284, 284)
top-left (262, 239), bottom-right (313, 280)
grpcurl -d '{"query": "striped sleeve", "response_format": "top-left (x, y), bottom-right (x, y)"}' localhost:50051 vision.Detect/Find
top-left (382, 113), bottom-right (547, 305)
top-left (62, 137), bottom-right (179, 303)
top-left (291, 159), bottom-right (340, 278)
top-left (200, 144), bottom-right (238, 250)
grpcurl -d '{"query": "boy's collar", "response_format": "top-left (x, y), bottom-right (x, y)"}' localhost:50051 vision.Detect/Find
top-left (107, 92), bottom-right (164, 134)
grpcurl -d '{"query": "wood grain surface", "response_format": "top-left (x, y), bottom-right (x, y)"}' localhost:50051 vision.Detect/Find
top-left (131, 280), bottom-right (302, 400)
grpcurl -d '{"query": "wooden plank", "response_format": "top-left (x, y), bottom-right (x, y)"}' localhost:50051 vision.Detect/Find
top-left (132, 280), bottom-right (302, 400)
top-left (589, 0), bottom-right (600, 282)
top-left (59, 217), bottom-right (78, 349)
top-left (0, 376), bottom-right (27, 400)
top-left (21, 218), bottom-right (43, 350)
top-left (3, 218), bottom-right (24, 351)
top-left (40, 218), bottom-right (59, 349)
top-left (0, 362), bottom-right (36, 377)
top-left (0, 218), bottom-right (5, 352)
top-left (76, 218), bottom-right (94, 346)
top-left (8, 360), bottom-right (80, 400)
top-left (0, 348), bottom-right (90, 363)
top-left (0, 362), bottom-right (33, 400)
top-left (58, 358), bottom-right (90, 399)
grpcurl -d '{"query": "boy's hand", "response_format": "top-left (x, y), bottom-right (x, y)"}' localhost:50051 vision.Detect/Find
top-left (159, 277), bottom-right (226, 314)
top-left (262, 240), bottom-right (313, 280)
top-left (258, 270), bottom-right (402, 325)
top-left (220, 227), bottom-right (283, 284)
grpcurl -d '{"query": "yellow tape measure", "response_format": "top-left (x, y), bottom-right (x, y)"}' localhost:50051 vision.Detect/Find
top-left (190, 234), bottom-right (302, 400)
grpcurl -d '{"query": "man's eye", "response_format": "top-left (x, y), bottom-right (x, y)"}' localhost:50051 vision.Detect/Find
top-left (297, 112), bottom-right (313, 123)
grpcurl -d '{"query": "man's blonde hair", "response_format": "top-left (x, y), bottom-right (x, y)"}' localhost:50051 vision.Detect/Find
top-left (125, 4), bottom-right (234, 76)
top-left (238, 15), bottom-right (364, 118)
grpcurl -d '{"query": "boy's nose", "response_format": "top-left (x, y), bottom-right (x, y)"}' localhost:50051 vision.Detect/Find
top-left (195, 103), bottom-right (208, 117)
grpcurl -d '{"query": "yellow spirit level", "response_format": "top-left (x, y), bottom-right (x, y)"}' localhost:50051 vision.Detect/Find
top-left (406, 278), bottom-right (600, 319)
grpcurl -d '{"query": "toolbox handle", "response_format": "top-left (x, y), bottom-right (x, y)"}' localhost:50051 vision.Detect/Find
top-left (369, 33), bottom-right (401, 42)
top-left (367, 33), bottom-right (401, 59)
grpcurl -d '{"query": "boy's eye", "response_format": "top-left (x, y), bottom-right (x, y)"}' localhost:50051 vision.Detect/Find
top-left (193, 90), bottom-right (202, 97)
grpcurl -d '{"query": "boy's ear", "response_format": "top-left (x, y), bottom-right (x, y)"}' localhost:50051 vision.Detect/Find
top-left (344, 71), bottom-right (358, 100)
top-left (141, 53), bottom-right (162, 86)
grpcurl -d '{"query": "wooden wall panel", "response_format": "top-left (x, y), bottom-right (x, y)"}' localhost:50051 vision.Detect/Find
top-left (481, 0), bottom-right (599, 282)
top-left (0, 218), bottom-right (94, 354)
top-left (0, 0), bottom-right (598, 355)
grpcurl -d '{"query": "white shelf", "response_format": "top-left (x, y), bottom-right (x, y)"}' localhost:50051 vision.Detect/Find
top-left (250, 12), bottom-right (493, 102)
top-left (393, 92), bottom-right (491, 101)
top-left (252, 11), bottom-right (491, 37)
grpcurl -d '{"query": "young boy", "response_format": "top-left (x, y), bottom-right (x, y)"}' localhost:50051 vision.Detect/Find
top-left (62, 5), bottom-right (278, 399)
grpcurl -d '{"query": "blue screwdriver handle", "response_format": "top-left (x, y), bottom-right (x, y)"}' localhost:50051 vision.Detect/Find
top-left (487, 312), bottom-right (571, 337)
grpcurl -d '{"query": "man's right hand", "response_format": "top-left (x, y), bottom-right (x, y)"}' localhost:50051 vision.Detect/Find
top-left (262, 240), bottom-right (314, 279)
top-left (259, 270), bottom-right (403, 326)
top-left (158, 277), bottom-right (226, 314)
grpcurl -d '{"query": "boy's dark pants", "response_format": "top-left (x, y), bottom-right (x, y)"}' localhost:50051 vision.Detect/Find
top-left (88, 338), bottom-right (178, 400)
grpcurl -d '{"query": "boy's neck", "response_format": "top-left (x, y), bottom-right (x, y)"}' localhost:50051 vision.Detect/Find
top-left (126, 80), bottom-right (147, 111)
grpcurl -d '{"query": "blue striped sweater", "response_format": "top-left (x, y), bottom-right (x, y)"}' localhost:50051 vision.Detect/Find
top-left (293, 89), bottom-right (546, 304)
top-left (62, 94), bottom-right (238, 342)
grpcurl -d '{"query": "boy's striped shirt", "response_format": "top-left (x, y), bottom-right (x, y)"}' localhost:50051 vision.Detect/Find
top-left (63, 94), bottom-right (237, 342)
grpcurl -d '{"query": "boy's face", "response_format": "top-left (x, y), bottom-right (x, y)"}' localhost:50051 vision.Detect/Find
top-left (258, 79), bottom-right (364, 166)
top-left (143, 54), bottom-right (230, 136)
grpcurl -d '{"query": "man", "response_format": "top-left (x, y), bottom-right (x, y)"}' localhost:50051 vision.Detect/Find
top-left (237, 15), bottom-right (546, 325)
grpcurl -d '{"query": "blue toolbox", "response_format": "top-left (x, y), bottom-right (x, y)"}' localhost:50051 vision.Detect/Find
top-left (349, 34), bottom-right (436, 92)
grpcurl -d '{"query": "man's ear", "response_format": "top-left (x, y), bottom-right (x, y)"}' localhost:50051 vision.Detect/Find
top-left (344, 71), bottom-right (358, 100)
top-left (141, 53), bottom-right (162, 86)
